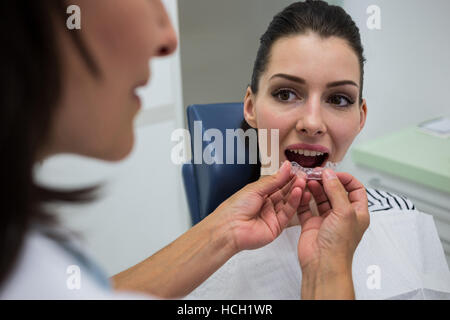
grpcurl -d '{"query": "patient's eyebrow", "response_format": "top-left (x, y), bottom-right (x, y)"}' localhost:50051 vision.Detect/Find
top-left (269, 73), bottom-right (358, 88)
top-left (326, 80), bottom-right (359, 88)
top-left (270, 73), bottom-right (306, 84)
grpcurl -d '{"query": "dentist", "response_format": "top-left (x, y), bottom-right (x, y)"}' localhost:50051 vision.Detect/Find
top-left (0, 0), bottom-right (367, 300)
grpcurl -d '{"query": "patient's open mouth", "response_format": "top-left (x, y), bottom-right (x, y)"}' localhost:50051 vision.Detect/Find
top-left (284, 146), bottom-right (329, 168)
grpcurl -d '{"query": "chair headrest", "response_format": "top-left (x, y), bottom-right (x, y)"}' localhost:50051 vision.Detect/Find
top-left (186, 103), bottom-right (260, 220)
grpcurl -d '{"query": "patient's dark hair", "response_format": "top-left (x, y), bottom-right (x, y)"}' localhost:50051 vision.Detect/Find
top-left (242, 0), bottom-right (366, 178)
top-left (0, 1), bottom-right (99, 287)
top-left (250, 0), bottom-right (365, 101)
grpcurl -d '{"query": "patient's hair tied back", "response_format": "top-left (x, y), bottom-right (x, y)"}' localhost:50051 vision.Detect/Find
top-left (250, 0), bottom-right (366, 104)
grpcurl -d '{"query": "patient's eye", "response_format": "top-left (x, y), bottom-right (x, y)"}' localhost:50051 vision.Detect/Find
top-left (272, 89), bottom-right (298, 103)
top-left (327, 94), bottom-right (354, 107)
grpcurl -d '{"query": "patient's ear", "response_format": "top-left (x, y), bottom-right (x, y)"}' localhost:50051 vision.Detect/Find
top-left (243, 87), bottom-right (257, 128)
top-left (358, 99), bottom-right (368, 133)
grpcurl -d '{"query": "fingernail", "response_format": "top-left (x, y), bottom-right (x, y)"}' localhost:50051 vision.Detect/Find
top-left (323, 169), bottom-right (337, 180)
top-left (277, 160), bottom-right (288, 174)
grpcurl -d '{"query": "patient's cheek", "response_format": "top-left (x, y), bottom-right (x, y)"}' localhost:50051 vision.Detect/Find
top-left (333, 120), bottom-right (360, 158)
top-left (257, 104), bottom-right (290, 133)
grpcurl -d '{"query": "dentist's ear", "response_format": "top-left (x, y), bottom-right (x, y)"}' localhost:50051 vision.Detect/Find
top-left (243, 87), bottom-right (258, 128)
top-left (358, 98), bottom-right (368, 133)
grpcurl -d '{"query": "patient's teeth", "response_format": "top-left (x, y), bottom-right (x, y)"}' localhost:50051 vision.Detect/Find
top-left (289, 148), bottom-right (326, 157)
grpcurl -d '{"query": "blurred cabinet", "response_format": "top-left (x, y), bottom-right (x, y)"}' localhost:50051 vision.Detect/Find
top-left (352, 125), bottom-right (450, 267)
top-left (357, 167), bottom-right (450, 267)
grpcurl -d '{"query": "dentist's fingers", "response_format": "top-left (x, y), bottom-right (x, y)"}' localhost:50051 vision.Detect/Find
top-left (299, 171), bottom-right (370, 232)
top-left (311, 171), bottom-right (366, 206)
top-left (333, 171), bottom-right (365, 195)
top-left (307, 180), bottom-right (329, 205)
top-left (275, 186), bottom-right (303, 229)
top-left (250, 161), bottom-right (293, 197)
top-left (307, 172), bottom-right (365, 214)
top-left (332, 172), bottom-right (370, 229)
top-left (334, 172), bottom-right (369, 212)
top-left (297, 210), bottom-right (313, 227)
top-left (320, 170), bottom-right (368, 217)
top-left (300, 190), bottom-right (312, 207)
top-left (273, 175), bottom-right (307, 213)
top-left (305, 180), bottom-right (332, 216)
top-left (272, 176), bottom-right (296, 214)
top-left (270, 176), bottom-right (295, 206)
top-left (321, 169), bottom-right (354, 218)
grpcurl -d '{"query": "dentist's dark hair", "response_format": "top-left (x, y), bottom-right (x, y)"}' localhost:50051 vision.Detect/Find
top-left (250, 0), bottom-right (365, 102)
top-left (0, 1), bottom-right (100, 287)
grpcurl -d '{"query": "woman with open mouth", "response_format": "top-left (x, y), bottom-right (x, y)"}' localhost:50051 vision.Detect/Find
top-left (1, 0), bottom-right (358, 300)
top-left (186, 0), bottom-right (450, 300)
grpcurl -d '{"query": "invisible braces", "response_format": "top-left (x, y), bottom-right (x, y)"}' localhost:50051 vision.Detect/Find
top-left (290, 161), bottom-right (339, 180)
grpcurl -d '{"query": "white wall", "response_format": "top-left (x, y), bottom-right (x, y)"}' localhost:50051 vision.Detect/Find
top-left (34, 0), bottom-right (190, 277)
top-left (179, 0), bottom-right (344, 108)
top-left (339, 0), bottom-right (450, 172)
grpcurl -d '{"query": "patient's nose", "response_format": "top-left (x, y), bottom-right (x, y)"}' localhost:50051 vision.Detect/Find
top-left (295, 99), bottom-right (326, 137)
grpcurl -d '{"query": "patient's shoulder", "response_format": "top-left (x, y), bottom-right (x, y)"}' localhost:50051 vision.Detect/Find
top-left (365, 187), bottom-right (417, 213)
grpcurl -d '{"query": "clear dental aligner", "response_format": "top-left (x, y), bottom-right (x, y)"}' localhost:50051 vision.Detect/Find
top-left (291, 161), bottom-right (339, 180)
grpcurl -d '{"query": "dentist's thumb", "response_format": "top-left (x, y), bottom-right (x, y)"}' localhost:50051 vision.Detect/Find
top-left (322, 168), bottom-right (354, 219)
top-left (249, 161), bottom-right (292, 197)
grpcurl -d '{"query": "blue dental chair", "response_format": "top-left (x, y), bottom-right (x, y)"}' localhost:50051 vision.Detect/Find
top-left (182, 103), bottom-right (260, 225)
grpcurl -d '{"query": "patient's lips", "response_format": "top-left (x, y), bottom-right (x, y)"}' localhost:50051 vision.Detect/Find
top-left (285, 143), bottom-right (330, 168)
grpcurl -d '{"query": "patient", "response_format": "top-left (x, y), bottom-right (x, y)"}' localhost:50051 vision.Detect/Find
top-left (186, 0), bottom-right (450, 299)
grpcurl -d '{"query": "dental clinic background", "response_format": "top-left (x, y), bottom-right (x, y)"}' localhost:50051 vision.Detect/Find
top-left (35, 0), bottom-right (450, 276)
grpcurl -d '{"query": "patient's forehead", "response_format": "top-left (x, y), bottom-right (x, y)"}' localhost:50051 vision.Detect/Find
top-left (261, 33), bottom-right (360, 88)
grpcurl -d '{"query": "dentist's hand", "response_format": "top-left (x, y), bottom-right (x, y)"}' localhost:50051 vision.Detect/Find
top-left (215, 161), bottom-right (308, 252)
top-left (296, 169), bottom-right (369, 299)
top-left (112, 161), bottom-right (308, 298)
